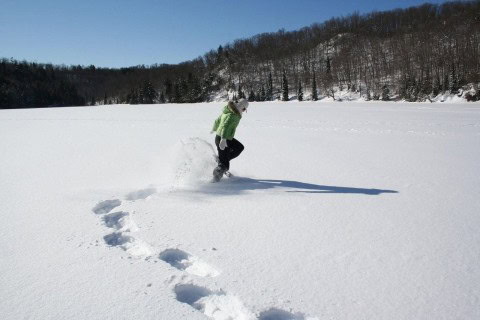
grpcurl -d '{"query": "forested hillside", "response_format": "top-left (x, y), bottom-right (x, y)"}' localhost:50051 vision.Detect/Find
top-left (1, 1), bottom-right (479, 108)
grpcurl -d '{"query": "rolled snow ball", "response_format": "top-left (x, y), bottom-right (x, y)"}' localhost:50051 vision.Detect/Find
top-left (236, 98), bottom-right (249, 112)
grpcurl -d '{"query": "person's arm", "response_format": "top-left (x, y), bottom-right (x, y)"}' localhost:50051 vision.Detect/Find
top-left (212, 116), bottom-right (221, 133)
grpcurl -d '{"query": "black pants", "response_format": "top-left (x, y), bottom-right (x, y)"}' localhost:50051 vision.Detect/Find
top-left (215, 135), bottom-right (244, 170)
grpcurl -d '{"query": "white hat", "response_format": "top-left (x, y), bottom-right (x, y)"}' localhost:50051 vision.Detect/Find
top-left (236, 99), bottom-right (249, 112)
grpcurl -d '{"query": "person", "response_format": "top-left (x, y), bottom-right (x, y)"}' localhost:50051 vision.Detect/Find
top-left (211, 98), bottom-right (249, 181)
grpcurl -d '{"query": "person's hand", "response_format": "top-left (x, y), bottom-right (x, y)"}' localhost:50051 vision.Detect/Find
top-left (219, 138), bottom-right (227, 150)
top-left (210, 130), bottom-right (215, 134)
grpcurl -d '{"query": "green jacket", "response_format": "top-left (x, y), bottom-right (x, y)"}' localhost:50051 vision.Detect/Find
top-left (212, 101), bottom-right (242, 140)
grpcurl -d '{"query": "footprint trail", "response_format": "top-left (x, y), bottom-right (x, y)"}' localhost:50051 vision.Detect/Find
top-left (91, 193), bottom-right (318, 319)
top-left (92, 199), bottom-right (151, 257)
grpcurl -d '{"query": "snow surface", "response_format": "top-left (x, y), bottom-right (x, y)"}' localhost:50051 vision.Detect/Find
top-left (1, 101), bottom-right (480, 320)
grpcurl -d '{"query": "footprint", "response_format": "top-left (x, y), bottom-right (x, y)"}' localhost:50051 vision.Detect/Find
top-left (103, 211), bottom-right (139, 232)
top-left (174, 284), bottom-right (255, 320)
top-left (175, 284), bottom-right (213, 305)
top-left (104, 232), bottom-right (152, 257)
top-left (92, 199), bottom-right (122, 214)
top-left (159, 249), bottom-right (220, 277)
top-left (258, 308), bottom-right (307, 320)
top-left (125, 188), bottom-right (156, 201)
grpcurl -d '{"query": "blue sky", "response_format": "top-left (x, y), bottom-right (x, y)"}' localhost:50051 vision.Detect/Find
top-left (1, 0), bottom-right (451, 68)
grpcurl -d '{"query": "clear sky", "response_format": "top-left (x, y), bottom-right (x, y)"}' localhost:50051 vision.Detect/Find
top-left (1, 0), bottom-right (452, 68)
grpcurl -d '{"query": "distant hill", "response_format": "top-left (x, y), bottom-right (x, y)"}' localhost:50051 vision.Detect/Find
top-left (1, 1), bottom-right (479, 108)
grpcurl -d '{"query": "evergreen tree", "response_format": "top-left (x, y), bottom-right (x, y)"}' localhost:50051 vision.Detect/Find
top-left (266, 72), bottom-right (273, 101)
top-left (201, 72), bottom-right (215, 101)
top-left (159, 91), bottom-right (165, 103)
top-left (282, 69), bottom-right (289, 101)
top-left (297, 80), bottom-right (303, 101)
top-left (164, 78), bottom-right (173, 102)
top-left (405, 76), bottom-right (419, 102)
top-left (104, 93), bottom-right (107, 105)
top-left (260, 85), bottom-right (266, 102)
top-left (401, 74), bottom-right (411, 99)
top-left (248, 89), bottom-right (256, 102)
top-left (443, 73), bottom-right (449, 94)
top-left (133, 89), bottom-right (139, 104)
top-left (173, 81), bottom-right (181, 103)
top-left (433, 74), bottom-right (441, 96)
top-left (180, 77), bottom-right (188, 102)
top-left (127, 88), bottom-right (139, 104)
top-left (381, 84), bottom-right (390, 101)
top-left (449, 64), bottom-right (458, 92)
top-left (311, 70), bottom-right (318, 101)
top-left (142, 81), bottom-right (157, 104)
top-left (421, 72), bottom-right (432, 97)
top-left (324, 57), bottom-right (333, 97)
top-left (138, 88), bottom-right (144, 104)
top-left (187, 73), bottom-right (202, 102)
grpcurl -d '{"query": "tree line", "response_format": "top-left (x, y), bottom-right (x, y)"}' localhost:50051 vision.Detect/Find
top-left (212, 0), bottom-right (480, 102)
top-left (1, 1), bottom-right (479, 109)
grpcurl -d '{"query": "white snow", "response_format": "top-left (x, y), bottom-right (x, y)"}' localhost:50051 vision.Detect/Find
top-left (1, 101), bottom-right (479, 320)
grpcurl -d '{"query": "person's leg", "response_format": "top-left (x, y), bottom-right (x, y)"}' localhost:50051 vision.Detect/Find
top-left (226, 138), bottom-right (244, 161)
top-left (215, 135), bottom-right (230, 170)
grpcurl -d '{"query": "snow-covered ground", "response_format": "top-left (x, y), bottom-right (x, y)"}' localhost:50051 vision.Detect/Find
top-left (1, 101), bottom-right (479, 320)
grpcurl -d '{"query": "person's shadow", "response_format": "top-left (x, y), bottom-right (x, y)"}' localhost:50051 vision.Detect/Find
top-left (202, 177), bottom-right (398, 195)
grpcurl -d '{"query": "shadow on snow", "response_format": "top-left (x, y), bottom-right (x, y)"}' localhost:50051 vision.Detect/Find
top-left (200, 177), bottom-right (398, 195)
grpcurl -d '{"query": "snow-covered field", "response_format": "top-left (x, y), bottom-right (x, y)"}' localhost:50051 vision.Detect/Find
top-left (1, 101), bottom-right (479, 320)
